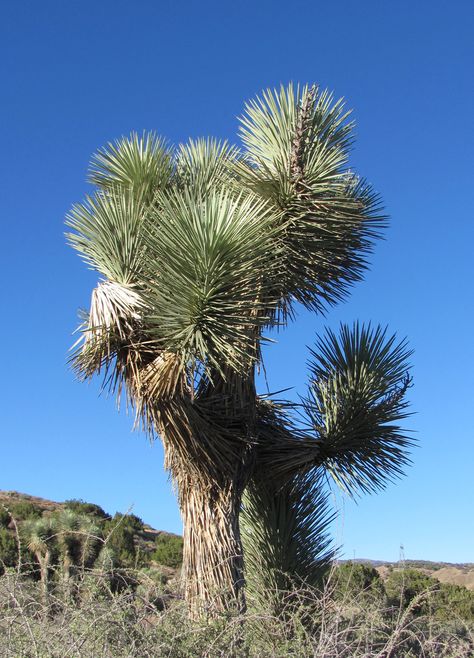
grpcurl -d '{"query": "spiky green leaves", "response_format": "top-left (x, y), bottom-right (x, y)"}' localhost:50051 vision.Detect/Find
top-left (54, 509), bottom-right (100, 566)
top-left (66, 191), bottom-right (150, 382)
top-left (21, 517), bottom-right (56, 556)
top-left (304, 323), bottom-right (413, 496)
top-left (238, 84), bottom-right (385, 316)
top-left (66, 192), bottom-right (149, 285)
top-left (239, 84), bottom-right (351, 194)
top-left (145, 188), bottom-right (278, 374)
top-left (175, 138), bottom-right (240, 195)
top-left (242, 470), bottom-right (335, 608)
top-left (88, 132), bottom-right (173, 201)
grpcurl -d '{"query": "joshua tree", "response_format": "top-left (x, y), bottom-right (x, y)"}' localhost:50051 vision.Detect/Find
top-left (54, 509), bottom-right (100, 602)
top-left (67, 84), bottom-right (412, 615)
top-left (22, 517), bottom-right (57, 605)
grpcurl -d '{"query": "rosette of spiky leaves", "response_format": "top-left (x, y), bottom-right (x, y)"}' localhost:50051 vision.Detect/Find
top-left (66, 190), bottom-right (150, 285)
top-left (88, 131), bottom-right (174, 202)
top-left (175, 138), bottom-right (241, 195)
top-left (302, 322), bottom-right (414, 496)
top-left (242, 466), bottom-right (335, 612)
top-left (21, 517), bottom-right (57, 560)
top-left (55, 510), bottom-right (101, 571)
top-left (66, 131), bottom-right (175, 395)
top-left (66, 189), bottom-right (151, 384)
top-left (143, 186), bottom-right (279, 378)
top-left (238, 84), bottom-right (385, 318)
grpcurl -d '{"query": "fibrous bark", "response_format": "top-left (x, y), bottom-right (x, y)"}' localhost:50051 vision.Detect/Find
top-left (175, 457), bottom-right (247, 617)
top-left (144, 360), bottom-right (256, 617)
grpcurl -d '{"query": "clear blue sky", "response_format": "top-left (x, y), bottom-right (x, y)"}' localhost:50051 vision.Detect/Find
top-left (1, 0), bottom-right (473, 563)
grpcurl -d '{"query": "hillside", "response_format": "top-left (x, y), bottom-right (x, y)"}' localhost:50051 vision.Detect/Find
top-left (0, 489), bottom-right (172, 535)
top-left (342, 558), bottom-right (474, 591)
top-left (2, 491), bottom-right (473, 591)
top-left (0, 490), bottom-right (181, 572)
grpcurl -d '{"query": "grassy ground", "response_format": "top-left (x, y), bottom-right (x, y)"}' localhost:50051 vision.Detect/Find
top-left (1, 565), bottom-right (473, 658)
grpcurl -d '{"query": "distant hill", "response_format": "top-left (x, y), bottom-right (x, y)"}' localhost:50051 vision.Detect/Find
top-left (0, 490), bottom-right (65, 514)
top-left (340, 558), bottom-right (474, 591)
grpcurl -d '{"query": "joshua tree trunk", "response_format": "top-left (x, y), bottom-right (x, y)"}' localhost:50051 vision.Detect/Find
top-left (178, 468), bottom-right (247, 617)
top-left (150, 365), bottom-right (256, 618)
top-left (61, 555), bottom-right (73, 603)
top-left (36, 551), bottom-right (51, 610)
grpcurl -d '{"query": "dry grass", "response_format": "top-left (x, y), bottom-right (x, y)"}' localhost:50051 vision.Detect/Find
top-left (1, 564), bottom-right (473, 658)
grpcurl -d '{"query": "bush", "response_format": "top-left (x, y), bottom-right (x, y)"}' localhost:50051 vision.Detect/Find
top-left (432, 582), bottom-right (474, 622)
top-left (152, 534), bottom-right (183, 568)
top-left (64, 499), bottom-right (110, 520)
top-left (332, 562), bottom-right (385, 602)
top-left (10, 501), bottom-right (42, 521)
top-left (102, 513), bottom-right (145, 567)
top-left (0, 569), bottom-right (472, 657)
top-left (0, 528), bottom-right (18, 572)
top-left (0, 509), bottom-right (11, 528)
top-left (385, 568), bottom-right (434, 614)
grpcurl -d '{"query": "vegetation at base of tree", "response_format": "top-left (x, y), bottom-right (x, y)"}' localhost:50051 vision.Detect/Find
top-left (152, 534), bottom-right (184, 568)
top-left (1, 495), bottom-right (473, 631)
top-left (0, 564), bottom-right (473, 657)
top-left (0, 497), bottom-right (472, 655)
top-left (1, 494), bottom-right (473, 628)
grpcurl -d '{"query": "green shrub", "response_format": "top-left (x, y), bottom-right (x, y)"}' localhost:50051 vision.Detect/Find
top-left (0, 528), bottom-right (18, 572)
top-left (332, 562), bottom-right (385, 602)
top-left (433, 582), bottom-right (474, 622)
top-left (385, 568), bottom-right (434, 613)
top-left (0, 572), bottom-right (472, 657)
top-left (64, 499), bottom-right (109, 520)
top-left (0, 508), bottom-right (11, 528)
top-left (102, 513), bottom-right (144, 567)
top-left (152, 534), bottom-right (183, 568)
top-left (10, 501), bottom-right (42, 520)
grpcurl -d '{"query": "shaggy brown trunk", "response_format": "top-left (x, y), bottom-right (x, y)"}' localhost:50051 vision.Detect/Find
top-left (36, 551), bottom-right (51, 612)
top-left (61, 555), bottom-right (73, 603)
top-left (178, 468), bottom-right (246, 617)
top-left (143, 354), bottom-right (256, 617)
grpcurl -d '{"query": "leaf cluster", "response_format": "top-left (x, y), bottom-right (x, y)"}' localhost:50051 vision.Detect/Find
top-left (66, 84), bottom-right (385, 404)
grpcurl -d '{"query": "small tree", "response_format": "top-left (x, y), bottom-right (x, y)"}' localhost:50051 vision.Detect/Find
top-left (54, 509), bottom-right (101, 602)
top-left (152, 534), bottom-right (184, 569)
top-left (102, 513), bottom-right (143, 567)
top-left (21, 517), bottom-right (56, 605)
